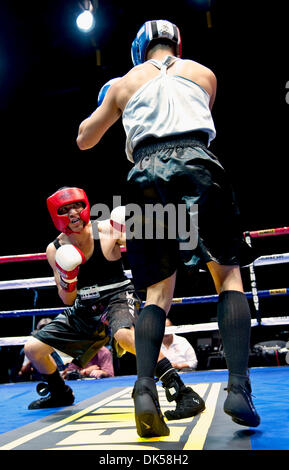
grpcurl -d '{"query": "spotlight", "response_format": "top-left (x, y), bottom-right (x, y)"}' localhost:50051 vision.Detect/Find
top-left (76, 1), bottom-right (96, 32)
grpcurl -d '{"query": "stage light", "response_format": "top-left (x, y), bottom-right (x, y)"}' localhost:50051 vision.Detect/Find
top-left (76, 1), bottom-right (96, 32)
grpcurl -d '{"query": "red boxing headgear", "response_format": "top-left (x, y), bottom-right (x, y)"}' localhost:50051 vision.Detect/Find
top-left (47, 187), bottom-right (90, 234)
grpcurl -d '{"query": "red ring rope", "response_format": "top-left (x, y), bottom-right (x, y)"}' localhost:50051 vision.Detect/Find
top-left (0, 226), bottom-right (287, 264)
top-left (0, 247), bottom-right (126, 264)
top-left (0, 253), bottom-right (47, 264)
top-left (244, 227), bottom-right (289, 238)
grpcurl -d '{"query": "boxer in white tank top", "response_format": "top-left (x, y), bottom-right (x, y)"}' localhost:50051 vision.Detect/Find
top-left (77, 19), bottom-right (260, 436)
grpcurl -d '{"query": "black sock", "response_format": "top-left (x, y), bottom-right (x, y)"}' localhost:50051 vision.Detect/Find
top-left (217, 290), bottom-right (251, 376)
top-left (42, 369), bottom-right (66, 395)
top-left (135, 304), bottom-right (166, 378)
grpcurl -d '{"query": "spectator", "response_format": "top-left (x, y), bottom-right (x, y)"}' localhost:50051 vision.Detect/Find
top-left (161, 319), bottom-right (198, 371)
top-left (62, 346), bottom-right (114, 379)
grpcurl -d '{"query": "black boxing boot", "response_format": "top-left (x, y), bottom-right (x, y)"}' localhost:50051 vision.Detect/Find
top-left (155, 357), bottom-right (205, 420)
top-left (28, 370), bottom-right (75, 410)
top-left (224, 373), bottom-right (260, 427)
top-left (160, 368), bottom-right (205, 420)
top-left (132, 377), bottom-right (170, 437)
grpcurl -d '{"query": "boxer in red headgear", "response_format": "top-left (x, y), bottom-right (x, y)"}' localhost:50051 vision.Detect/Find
top-left (24, 187), bottom-right (204, 423)
top-left (24, 186), bottom-right (139, 408)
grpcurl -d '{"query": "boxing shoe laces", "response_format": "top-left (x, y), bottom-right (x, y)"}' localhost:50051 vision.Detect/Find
top-left (132, 377), bottom-right (170, 438)
top-left (224, 373), bottom-right (260, 427)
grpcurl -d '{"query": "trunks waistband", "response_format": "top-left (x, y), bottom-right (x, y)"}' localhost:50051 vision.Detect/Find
top-left (132, 131), bottom-right (209, 164)
top-left (77, 279), bottom-right (131, 301)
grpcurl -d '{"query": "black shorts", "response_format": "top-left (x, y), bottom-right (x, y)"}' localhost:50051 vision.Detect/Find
top-left (126, 132), bottom-right (255, 290)
top-left (32, 283), bottom-right (140, 368)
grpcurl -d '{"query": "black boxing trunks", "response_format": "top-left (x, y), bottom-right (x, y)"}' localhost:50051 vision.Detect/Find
top-left (32, 282), bottom-right (140, 367)
top-left (125, 131), bottom-right (255, 290)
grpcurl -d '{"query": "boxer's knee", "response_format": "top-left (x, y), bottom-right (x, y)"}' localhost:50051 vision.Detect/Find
top-left (145, 271), bottom-right (176, 314)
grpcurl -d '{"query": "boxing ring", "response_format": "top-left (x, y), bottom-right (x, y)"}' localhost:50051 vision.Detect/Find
top-left (0, 227), bottom-right (289, 452)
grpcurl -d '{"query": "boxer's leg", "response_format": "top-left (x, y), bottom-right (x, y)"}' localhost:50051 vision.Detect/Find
top-left (207, 262), bottom-right (260, 427)
top-left (132, 274), bottom-right (176, 437)
top-left (24, 337), bottom-right (74, 409)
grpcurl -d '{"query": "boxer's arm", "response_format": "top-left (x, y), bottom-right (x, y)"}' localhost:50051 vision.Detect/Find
top-left (97, 220), bottom-right (124, 261)
top-left (208, 72), bottom-right (217, 110)
top-left (110, 205), bottom-right (126, 247)
top-left (76, 85), bottom-right (121, 150)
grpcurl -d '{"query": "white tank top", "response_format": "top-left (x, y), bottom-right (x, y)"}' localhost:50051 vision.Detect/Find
top-left (122, 56), bottom-right (216, 162)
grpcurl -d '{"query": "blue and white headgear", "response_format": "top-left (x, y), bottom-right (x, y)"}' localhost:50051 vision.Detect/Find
top-left (131, 19), bottom-right (182, 66)
top-left (97, 77), bottom-right (122, 106)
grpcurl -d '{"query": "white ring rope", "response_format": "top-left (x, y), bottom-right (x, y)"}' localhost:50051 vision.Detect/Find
top-left (1, 316), bottom-right (289, 346)
top-left (0, 253), bottom-right (289, 291)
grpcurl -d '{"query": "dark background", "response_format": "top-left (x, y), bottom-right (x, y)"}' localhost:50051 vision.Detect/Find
top-left (0, 0), bottom-right (288, 255)
top-left (0, 1), bottom-right (288, 376)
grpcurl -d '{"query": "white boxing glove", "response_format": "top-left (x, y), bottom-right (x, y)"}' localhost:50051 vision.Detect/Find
top-left (55, 244), bottom-right (85, 292)
top-left (110, 206), bottom-right (126, 233)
